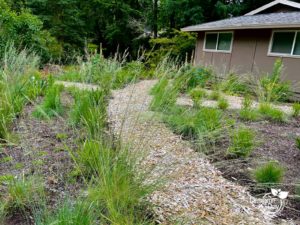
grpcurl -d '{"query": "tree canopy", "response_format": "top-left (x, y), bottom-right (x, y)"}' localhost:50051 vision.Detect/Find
top-left (1, 0), bottom-right (299, 62)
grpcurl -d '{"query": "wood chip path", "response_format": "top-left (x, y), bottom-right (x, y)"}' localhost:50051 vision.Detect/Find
top-left (57, 80), bottom-right (292, 225)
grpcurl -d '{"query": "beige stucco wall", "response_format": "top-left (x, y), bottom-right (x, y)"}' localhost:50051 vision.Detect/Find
top-left (194, 29), bottom-right (300, 92)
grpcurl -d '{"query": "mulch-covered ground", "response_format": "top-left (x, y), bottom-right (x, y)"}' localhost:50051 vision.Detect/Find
top-left (0, 93), bottom-right (81, 225)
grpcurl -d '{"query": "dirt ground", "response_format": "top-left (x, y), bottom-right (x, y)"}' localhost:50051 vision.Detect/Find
top-left (0, 93), bottom-right (81, 224)
top-left (208, 111), bottom-right (300, 221)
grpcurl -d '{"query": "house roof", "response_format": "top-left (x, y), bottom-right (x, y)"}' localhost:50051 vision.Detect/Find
top-left (181, 12), bottom-right (300, 32)
top-left (245, 0), bottom-right (300, 15)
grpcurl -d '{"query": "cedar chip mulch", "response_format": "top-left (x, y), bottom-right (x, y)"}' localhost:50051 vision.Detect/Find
top-left (107, 80), bottom-right (284, 225)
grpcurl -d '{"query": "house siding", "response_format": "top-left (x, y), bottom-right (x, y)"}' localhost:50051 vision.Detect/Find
top-left (194, 29), bottom-right (300, 92)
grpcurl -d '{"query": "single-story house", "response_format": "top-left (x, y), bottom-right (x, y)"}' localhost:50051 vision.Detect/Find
top-left (182, 0), bottom-right (300, 92)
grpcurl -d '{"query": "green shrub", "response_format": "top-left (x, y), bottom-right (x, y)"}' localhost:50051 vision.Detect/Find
top-left (217, 98), bottom-right (229, 110)
top-left (189, 87), bottom-right (207, 107)
top-left (292, 102), bottom-right (300, 117)
top-left (258, 103), bottom-right (286, 122)
top-left (228, 128), bottom-right (256, 158)
top-left (256, 59), bottom-right (291, 102)
top-left (33, 85), bottom-right (63, 119)
top-left (295, 137), bottom-right (300, 150)
top-left (254, 161), bottom-right (284, 186)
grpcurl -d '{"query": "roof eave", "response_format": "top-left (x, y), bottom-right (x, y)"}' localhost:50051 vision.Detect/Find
top-left (245, 0), bottom-right (300, 16)
top-left (181, 24), bottom-right (300, 32)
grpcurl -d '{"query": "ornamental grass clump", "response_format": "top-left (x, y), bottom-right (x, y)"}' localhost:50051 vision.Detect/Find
top-left (71, 139), bottom-right (155, 224)
top-left (0, 176), bottom-right (45, 217)
top-left (33, 85), bottom-right (63, 119)
top-left (258, 103), bottom-right (286, 122)
top-left (295, 137), bottom-right (300, 151)
top-left (255, 59), bottom-right (291, 102)
top-left (217, 98), bottom-right (229, 110)
top-left (254, 161), bottom-right (284, 186)
top-left (239, 96), bottom-right (261, 121)
top-left (189, 87), bottom-right (207, 107)
top-left (227, 127), bottom-right (256, 158)
top-left (292, 102), bottom-right (300, 117)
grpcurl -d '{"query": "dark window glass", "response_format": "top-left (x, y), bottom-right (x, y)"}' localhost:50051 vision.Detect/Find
top-left (217, 33), bottom-right (233, 51)
top-left (293, 32), bottom-right (300, 55)
top-left (205, 33), bottom-right (217, 50)
top-left (271, 32), bottom-right (295, 54)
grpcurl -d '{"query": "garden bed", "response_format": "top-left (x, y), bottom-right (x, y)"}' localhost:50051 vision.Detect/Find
top-left (0, 92), bottom-right (81, 224)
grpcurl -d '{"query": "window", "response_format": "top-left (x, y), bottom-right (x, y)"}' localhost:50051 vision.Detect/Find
top-left (270, 31), bottom-right (300, 56)
top-left (204, 32), bottom-right (233, 52)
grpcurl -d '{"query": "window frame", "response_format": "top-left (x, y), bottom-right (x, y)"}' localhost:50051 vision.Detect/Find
top-left (268, 30), bottom-right (300, 58)
top-left (203, 31), bottom-right (234, 53)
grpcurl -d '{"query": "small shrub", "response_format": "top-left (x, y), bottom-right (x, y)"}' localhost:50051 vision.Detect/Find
top-left (228, 128), bottom-right (256, 158)
top-left (295, 137), bottom-right (300, 150)
top-left (189, 87), bottom-right (207, 107)
top-left (208, 90), bottom-right (221, 101)
top-left (258, 103), bottom-right (286, 122)
top-left (254, 161), bottom-right (284, 185)
top-left (292, 102), bottom-right (300, 117)
top-left (33, 85), bottom-right (63, 119)
top-left (217, 98), bottom-right (229, 110)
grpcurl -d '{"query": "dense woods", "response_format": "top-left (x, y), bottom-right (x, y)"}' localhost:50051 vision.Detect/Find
top-left (2, 0), bottom-right (293, 62)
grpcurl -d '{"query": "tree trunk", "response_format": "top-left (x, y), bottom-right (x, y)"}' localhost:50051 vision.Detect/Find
top-left (153, 0), bottom-right (158, 38)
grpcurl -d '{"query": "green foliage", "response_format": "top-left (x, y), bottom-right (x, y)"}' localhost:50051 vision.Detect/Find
top-left (295, 137), bottom-right (300, 151)
top-left (69, 89), bottom-right (107, 138)
top-left (239, 96), bottom-right (261, 121)
top-left (150, 78), bottom-right (179, 112)
top-left (189, 87), bottom-right (207, 107)
top-left (71, 140), bottom-right (154, 224)
top-left (0, 45), bottom-right (42, 140)
top-left (35, 201), bottom-right (96, 225)
top-left (220, 73), bottom-right (250, 95)
top-left (33, 85), bottom-right (63, 119)
top-left (0, 1), bottom-right (62, 62)
top-left (217, 98), bottom-right (229, 110)
top-left (254, 161), bottom-right (284, 186)
top-left (0, 176), bottom-right (45, 216)
top-left (258, 103), bottom-right (286, 122)
top-left (256, 60), bottom-right (291, 102)
top-left (163, 106), bottom-right (223, 138)
top-left (209, 90), bottom-right (221, 101)
top-left (148, 29), bottom-right (196, 63)
top-left (292, 102), bottom-right (300, 117)
top-left (239, 109), bottom-right (261, 121)
top-left (228, 128), bottom-right (256, 158)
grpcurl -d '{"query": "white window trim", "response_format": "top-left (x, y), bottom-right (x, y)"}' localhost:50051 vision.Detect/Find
top-left (268, 30), bottom-right (300, 58)
top-left (203, 31), bottom-right (234, 54)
